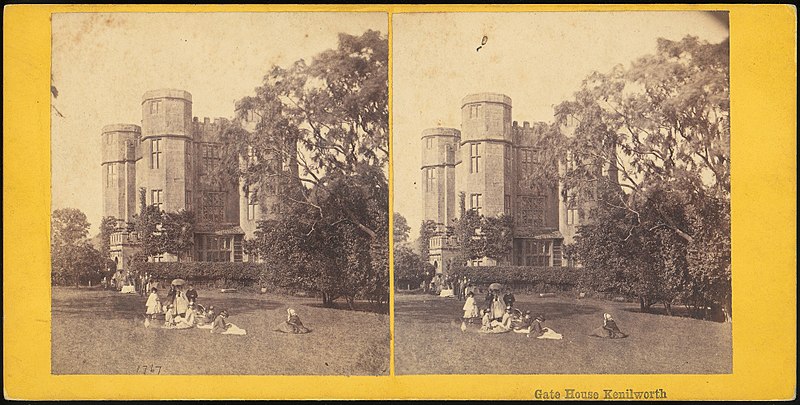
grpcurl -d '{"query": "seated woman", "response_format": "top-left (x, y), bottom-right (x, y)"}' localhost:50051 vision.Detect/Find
top-left (528, 315), bottom-right (563, 339)
top-left (163, 304), bottom-right (176, 328)
top-left (174, 303), bottom-right (197, 329)
top-left (479, 308), bottom-right (493, 332)
top-left (202, 306), bottom-right (216, 324)
top-left (589, 313), bottom-right (628, 339)
top-left (513, 310), bottom-right (534, 333)
top-left (275, 308), bottom-right (311, 334)
top-left (491, 306), bottom-right (514, 331)
top-left (211, 309), bottom-right (247, 335)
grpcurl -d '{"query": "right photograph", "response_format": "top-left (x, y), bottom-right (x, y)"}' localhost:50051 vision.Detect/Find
top-left (392, 11), bottom-right (731, 375)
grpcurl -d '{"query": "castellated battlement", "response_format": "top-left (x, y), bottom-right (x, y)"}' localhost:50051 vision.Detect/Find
top-left (421, 127), bottom-right (461, 138)
top-left (141, 89), bottom-right (193, 104)
top-left (460, 93), bottom-right (513, 143)
top-left (141, 88), bottom-right (193, 139)
top-left (422, 127), bottom-right (461, 168)
top-left (192, 116), bottom-right (228, 143)
top-left (102, 124), bottom-right (141, 134)
top-left (461, 93), bottom-right (512, 108)
top-left (101, 123), bottom-right (140, 164)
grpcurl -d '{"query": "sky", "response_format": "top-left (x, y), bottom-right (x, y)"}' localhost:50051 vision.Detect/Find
top-left (51, 12), bottom-right (388, 234)
top-left (392, 11), bottom-right (730, 240)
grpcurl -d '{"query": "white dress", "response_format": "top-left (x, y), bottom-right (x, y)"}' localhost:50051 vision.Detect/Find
top-left (462, 296), bottom-right (479, 318)
top-left (145, 293), bottom-right (161, 315)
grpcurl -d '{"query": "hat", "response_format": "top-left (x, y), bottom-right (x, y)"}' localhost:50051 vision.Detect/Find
top-left (209, 305), bottom-right (215, 310)
top-left (506, 306), bottom-right (512, 310)
top-left (524, 310), bottom-right (531, 315)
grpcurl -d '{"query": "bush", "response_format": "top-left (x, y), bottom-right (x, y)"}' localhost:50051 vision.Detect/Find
top-left (450, 265), bottom-right (592, 293)
top-left (130, 262), bottom-right (270, 290)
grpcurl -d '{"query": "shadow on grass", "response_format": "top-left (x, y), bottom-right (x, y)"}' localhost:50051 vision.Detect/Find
top-left (303, 301), bottom-right (389, 315)
top-left (621, 305), bottom-right (726, 323)
top-left (394, 297), bottom-right (601, 323)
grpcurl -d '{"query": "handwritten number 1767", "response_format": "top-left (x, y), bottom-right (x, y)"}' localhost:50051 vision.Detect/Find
top-left (136, 365), bottom-right (162, 374)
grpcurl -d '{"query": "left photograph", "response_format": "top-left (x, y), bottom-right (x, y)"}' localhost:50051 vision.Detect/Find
top-left (50, 12), bottom-right (389, 375)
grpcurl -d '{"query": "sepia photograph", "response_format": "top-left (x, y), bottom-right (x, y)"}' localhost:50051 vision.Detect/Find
top-left (392, 11), bottom-right (732, 375)
top-left (50, 12), bottom-right (390, 376)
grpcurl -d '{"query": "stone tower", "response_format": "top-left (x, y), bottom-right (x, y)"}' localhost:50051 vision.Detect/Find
top-left (421, 127), bottom-right (460, 229)
top-left (101, 124), bottom-right (140, 228)
top-left (136, 89), bottom-right (193, 214)
top-left (456, 93), bottom-right (515, 219)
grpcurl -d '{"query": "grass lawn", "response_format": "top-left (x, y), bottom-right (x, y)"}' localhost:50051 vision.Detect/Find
top-left (52, 287), bottom-right (389, 375)
top-left (394, 293), bottom-right (731, 375)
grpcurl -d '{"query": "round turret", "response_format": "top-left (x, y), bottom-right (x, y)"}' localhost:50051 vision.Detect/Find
top-left (101, 124), bottom-right (140, 165)
top-left (101, 123), bottom-right (140, 224)
top-left (141, 89), bottom-right (193, 140)
top-left (460, 93), bottom-right (513, 144)
top-left (421, 127), bottom-right (461, 168)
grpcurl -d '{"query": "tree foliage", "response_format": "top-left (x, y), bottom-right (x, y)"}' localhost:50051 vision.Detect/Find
top-left (417, 219), bottom-right (437, 264)
top-left (393, 245), bottom-right (425, 290)
top-left (220, 30), bottom-right (389, 310)
top-left (51, 208), bottom-right (103, 286)
top-left (248, 165), bottom-right (388, 308)
top-left (133, 188), bottom-right (196, 261)
top-left (553, 36), bottom-right (731, 319)
top-left (452, 210), bottom-right (514, 266)
top-left (393, 212), bottom-right (411, 244)
top-left (98, 216), bottom-right (116, 260)
top-left (161, 210), bottom-right (196, 261)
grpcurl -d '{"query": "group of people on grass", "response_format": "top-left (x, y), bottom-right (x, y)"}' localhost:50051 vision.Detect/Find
top-left (144, 283), bottom-right (242, 333)
top-left (426, 275), bottom-right (479, 301)
top-left (461, 286), bottom-right (627, 339)
top-left (143, 283), bottom-right (310, 335)
top-left (102, 269), bottom-right (155, 297)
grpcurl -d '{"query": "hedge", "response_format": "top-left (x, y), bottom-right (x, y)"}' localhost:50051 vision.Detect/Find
top-left (449, 265), bottom-right (592, 293)
top-left (128, 262), bottom-right (277, 291)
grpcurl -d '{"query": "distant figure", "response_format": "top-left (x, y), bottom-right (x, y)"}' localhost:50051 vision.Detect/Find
top-left (175, 287), bottom-right (189, 317)
top-left (163, 304), bottom-right (176, 328)
top-left (503, 288), bottom-right (516, 308)
top-left (212, 310), bottom-right (229, 334)
top-left (144, 287), bottom-right (161, 328)
top-left (490, 294), bottom-right (506, 321)
top-left (494, 306), bottom-right (514, 331)
top-left (513, 310), bottom-right (534, 333)
top-left (590, 313), bottom-right (628, 339)
top-left (462, 291), bottom-right (479, 322)
top-left (275, 308), bottom-right (311, 334)
top-left (480, 308), bottom-right (493, 332)
top-left (166, 285), bottom-right (177, 309)
top-left (186, 284), bottom-right (198, 304)
top-left (174, 303), bottom-right (197, 329)
top-left (528, 314), bottom-right (562, 339)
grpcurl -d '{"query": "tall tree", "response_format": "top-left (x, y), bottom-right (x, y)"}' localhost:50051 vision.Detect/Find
top-left (133, 187), bottom-right (166, 259)
top-left (393, 212), bottom-right (411, 244)
top-left (554, 35), bottom-right (730, 243)
top-left (161, 210), bottom-right (196, 262)
top-left (98, 216), bottom-right (116, 260)
top-left (417, 219), bottom-right (437, 264)
top-left (51, 208), bottom-right (103, 286)
top-left (220, 30), bottom-right (389, 309)
top-left (555, 36), bottom-right (731, 318)
top-left (51, 208), bottom-right (90, 249)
